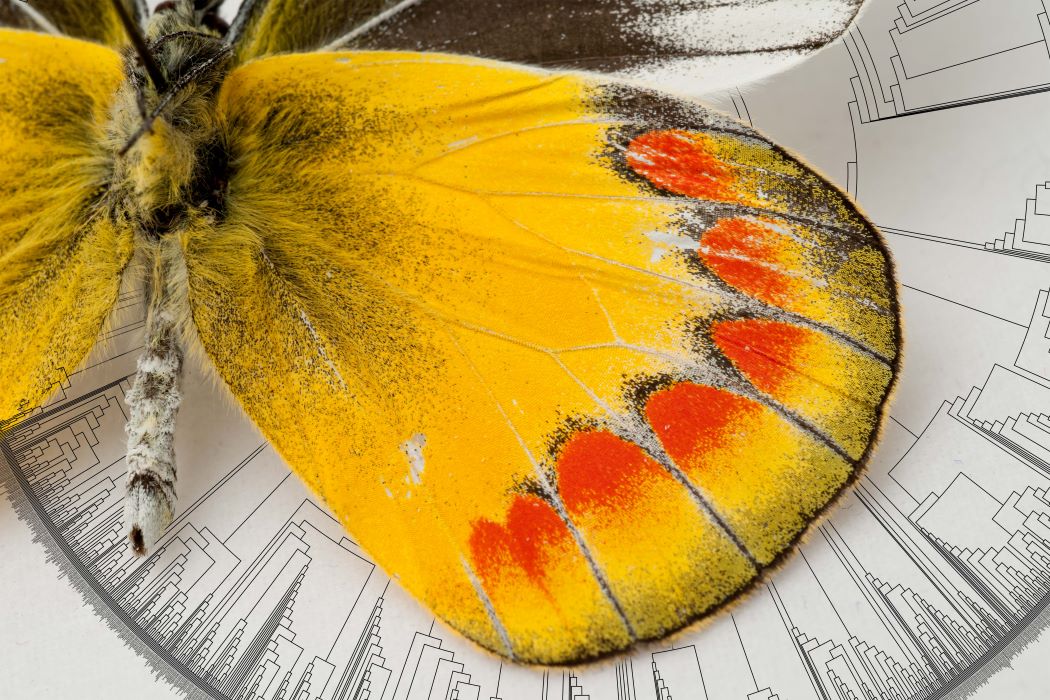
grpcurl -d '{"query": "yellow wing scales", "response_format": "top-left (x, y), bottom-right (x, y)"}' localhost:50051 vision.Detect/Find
top-left (0, 30), bottom-right (131, 422)
top-left (181, 52), bottom-right (898, 663)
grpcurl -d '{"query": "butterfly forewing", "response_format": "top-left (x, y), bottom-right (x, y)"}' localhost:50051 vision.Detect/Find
top-left (183, 51), bottom-right (899, 663)
top-left (228, 0), bottom-right (865, 91)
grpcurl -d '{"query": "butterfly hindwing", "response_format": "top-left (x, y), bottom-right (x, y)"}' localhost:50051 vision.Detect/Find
top-left (185, 51), bottom-right (899, 663)
top-left (0, 0), bottom-right (144, 46)
top-left (0, 30), bottom-right (133, 422)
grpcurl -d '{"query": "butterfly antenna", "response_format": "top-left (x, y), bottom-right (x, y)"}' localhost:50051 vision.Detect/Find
top-left (110, 0), bottom-right (168, 93)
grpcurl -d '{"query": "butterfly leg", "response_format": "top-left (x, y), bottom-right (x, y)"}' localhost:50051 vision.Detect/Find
top-left (123, 301), bottom-right (183, 556)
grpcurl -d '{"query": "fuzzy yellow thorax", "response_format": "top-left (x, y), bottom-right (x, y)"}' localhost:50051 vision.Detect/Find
top-left (106, 0), bottom-right (230, 239)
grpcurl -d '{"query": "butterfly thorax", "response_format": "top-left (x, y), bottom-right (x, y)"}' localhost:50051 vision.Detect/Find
top-left (107, 0), bottom-right (231, 240)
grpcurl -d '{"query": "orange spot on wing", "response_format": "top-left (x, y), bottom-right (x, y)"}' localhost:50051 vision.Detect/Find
top-left (557, 430), bottom-right (658, 514)
top-left (469, 494), bottom-right (572, 591)
top-left (626, 130), bottom-right (741, 202)
top-left (644, 381), bottom-right (855, 564)
top-left (699, 218), bottom-right (804, 306)
top-left (644, 383), bottom-right (761, 477)
top-left (711, 319), bottom-right (811, 395)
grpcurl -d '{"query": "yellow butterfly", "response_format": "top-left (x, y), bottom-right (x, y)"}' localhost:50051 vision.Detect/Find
top-left (0, 0), bottom-right (899, 664)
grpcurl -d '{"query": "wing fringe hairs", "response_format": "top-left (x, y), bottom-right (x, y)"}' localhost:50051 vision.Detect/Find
top-left (0, 0), bottom-right (896, 665)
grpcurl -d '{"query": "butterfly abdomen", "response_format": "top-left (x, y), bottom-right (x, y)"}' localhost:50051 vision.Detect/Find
top-left (92, 1), bottom-right (234, 556)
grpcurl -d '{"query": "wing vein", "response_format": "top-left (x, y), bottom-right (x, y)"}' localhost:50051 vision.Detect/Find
top-left (323, 0), bottom-right (424, 50)
top-left (9, 3), bottom-right (59, 34)
top-left (409, 117), bottom-right (629, 173)
top-left (369, 169), bottom-right (874, 250)
top-left (443, 329), bottom-right (638, 641)
top-left (481, 199), bottom-right (893, 363)
top-left (459, 556), bottom-right (517, 659)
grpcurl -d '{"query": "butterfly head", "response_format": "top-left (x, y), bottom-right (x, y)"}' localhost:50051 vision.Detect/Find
top-left (105, 0), bottom-right (233, 238)
top-left (138, 0), bottom-right (232, 91)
